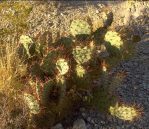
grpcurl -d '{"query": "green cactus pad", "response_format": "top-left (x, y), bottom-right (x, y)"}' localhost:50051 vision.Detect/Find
top-left (56, 58), bottom-right (69, 76)
top-left (70, 20), bottom-right (91, 36)
top-left (41, 51), bottom-right (69, 76)
top-left (76, 64), bottom-right (86, 78)
top-left (41, 51), bottom-right (60, 75)
top-left (23, 93), bottom-right (40, 114)
top-left (72, 46), bottom-right (93, 64)
top-left (104, 31), bottom-right (123, 49)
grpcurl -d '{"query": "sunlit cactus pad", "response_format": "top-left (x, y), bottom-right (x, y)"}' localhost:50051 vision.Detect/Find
top-left (104, 31), bottom-right (123, 49)
top-left (76, 64), bottom-right (86, 78)
top-left (19, 35), bottom-right (34, 57)
top-left (109, 103), bottom-right (140, 121)
top-left (70, 19), bottom-right (91, 36)
top-left (23, 93), bottom-right (40, 114)
top-left (56, 58), bottom-right (69, 75)
top-left (72, 46), bottom-right (93, 64)
top-left (19, 35), bottom-right (33, 45)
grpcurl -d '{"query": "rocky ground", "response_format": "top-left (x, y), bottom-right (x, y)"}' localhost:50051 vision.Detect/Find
top-left (51, 1), bottom-right (149, 129)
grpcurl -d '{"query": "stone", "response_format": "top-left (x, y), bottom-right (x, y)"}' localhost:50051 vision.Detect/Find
top-left (72, 119), bottom-right (87, 129)
top-left (51, 123), bottom-right (64, 129)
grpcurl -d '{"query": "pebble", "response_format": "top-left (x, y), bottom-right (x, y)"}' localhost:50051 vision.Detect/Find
top-left (72, 119), bottom-right (87, 129)
top-left (51, 123), bottom-right (64, 129)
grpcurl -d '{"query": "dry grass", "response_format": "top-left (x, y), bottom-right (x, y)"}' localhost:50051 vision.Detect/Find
top-left (0, 1), bottom-right (32, 128)
top-left (0, 42), bottom-right (27, 91)
top-left (0, 40), bottom-right (29, 129)
top-left (0, 93), bottom-right (29, 129)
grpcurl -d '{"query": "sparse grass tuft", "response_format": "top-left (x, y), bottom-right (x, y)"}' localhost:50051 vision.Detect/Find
top-left (0, 42), bottom-right (29, 129)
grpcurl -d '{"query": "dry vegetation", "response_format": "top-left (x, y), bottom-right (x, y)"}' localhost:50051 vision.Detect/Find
top-left (0, 41), bottom-right (29, 129)
top-left (0, 1), bottom-right (32, 129)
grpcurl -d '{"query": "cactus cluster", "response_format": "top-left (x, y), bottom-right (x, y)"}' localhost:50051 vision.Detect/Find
top-left (19, 18), bottom-right (127, 127)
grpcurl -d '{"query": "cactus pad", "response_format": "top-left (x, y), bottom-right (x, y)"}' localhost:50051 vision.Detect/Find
top-left (76, 64), bottom-right (86, 78)
top-left (56, 58), bottom-right (69, 76)
top-left (72, 46), bottom-right (92, 64)
top-left (23, 93), bottom-right (40, 114)
top-left (104, 31), bottom-right (123, 49)
top-left (109, 103), bottom-right (139, 121)
top-left (70, 20), bottom-right (91, 36)
top-left (19, 35), bottom-right (33, 57)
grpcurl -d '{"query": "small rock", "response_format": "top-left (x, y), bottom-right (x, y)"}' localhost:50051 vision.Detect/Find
top-left (87, 117), bottom-right (92, 122)
top-left (51, 123), bottom-right (64, 129)
top-left (72, 119), bottom-right (87, 129)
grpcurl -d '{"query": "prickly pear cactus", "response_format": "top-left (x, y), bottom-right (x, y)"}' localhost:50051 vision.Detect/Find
top-left (70, 20), bottom-right (91, 36)
top-left (104, 31), bottom-right (123, 49)
top-left (23, 93), bottom-right (40, 114)
top-left (19, 35), bottom-right (33, 57)
top-left (56, 58), bottom-right (69, 76)
top-left (109, 103), bottom-right (139, 121)
top-left (72, 46), bottom-right (93, 64)
top-left (76, 64), bottom-right (86, 78)
top-left (41, 51), bottom-right (59, 76)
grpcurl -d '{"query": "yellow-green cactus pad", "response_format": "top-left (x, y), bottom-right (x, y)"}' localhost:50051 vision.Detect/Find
top-left (19, 35), bottom-right (33, 46)
top-left (19, 35), bottom-right (33, 57)
top-left (23, 93), bottom-right (40, 114)
top-left (70, 20), bottom-right (91, 36)
top-left (72, 46), bottom-right (92, 64)
top-left (109, 103), bottom-right (139, 121)
top-left (104, 31), bottom-right (123, 49)
top-left (76, 64), bottom-right (86, 78)
top-left (56, 58), bottom-right (69, 75)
